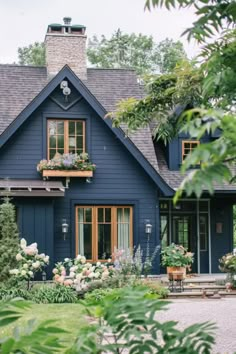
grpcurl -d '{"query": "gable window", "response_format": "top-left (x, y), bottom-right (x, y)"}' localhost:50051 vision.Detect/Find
top-left (48, 120), bottom-right (85, 159)
top-left (75, 206), bottom-right (133, 262)
top-left (182, 140), bottom-right (199, 162)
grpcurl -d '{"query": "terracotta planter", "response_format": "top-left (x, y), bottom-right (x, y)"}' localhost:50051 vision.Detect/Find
top-left (167, 266), bottom-right (186, 280)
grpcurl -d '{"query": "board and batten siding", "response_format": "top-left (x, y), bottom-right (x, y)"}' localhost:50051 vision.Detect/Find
top-left (0, 93), bottom-right (161, 274)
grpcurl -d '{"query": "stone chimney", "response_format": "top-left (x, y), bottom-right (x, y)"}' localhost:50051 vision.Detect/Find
top-left (45, 17), bottom-right (87, 80)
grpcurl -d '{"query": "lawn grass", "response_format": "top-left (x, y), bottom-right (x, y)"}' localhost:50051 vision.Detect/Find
top-left (1, 303), bottom-right (87, 347)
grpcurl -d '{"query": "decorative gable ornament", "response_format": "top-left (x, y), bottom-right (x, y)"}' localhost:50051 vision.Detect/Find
top-left (49, 79), bottom-right (82, 110)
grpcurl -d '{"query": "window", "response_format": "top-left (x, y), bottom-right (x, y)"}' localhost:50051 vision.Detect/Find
top-left (47, 120), bottom-right (85, 159)
top-left (200, 215), bottom-right (208, 251)
top-left (182, 140), bottom-right (199, 162)
top-left (76, 206), bottom-right (133, 262)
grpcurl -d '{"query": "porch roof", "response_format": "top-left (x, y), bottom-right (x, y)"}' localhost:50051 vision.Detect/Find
top-left (0, 179), bottom-right (65, 197)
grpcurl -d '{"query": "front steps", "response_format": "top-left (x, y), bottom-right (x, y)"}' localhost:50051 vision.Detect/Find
top-left (160, 274), bottom-right (236, 298)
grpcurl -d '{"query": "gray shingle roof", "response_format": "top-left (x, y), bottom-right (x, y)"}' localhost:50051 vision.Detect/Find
top-left (155, 143), bottom-right (236, 192)
top-left (0, 65), bottom-right (158, 173)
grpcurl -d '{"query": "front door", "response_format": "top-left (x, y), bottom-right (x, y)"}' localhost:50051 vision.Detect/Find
top-left (172, 215), bottom-right (197, 272)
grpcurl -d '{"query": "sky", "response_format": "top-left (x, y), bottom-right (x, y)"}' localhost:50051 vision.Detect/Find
top-left (0, 0), bottom-right (200, 64)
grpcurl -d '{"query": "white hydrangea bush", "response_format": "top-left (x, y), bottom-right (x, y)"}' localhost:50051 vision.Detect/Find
top-left (9, 238), bottom-right (49, 280)
top-left (52, 255), bottom-right (115, 289)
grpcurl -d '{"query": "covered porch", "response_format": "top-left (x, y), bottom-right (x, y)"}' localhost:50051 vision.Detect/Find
top-left (159, 197), bottom-right (234, 274)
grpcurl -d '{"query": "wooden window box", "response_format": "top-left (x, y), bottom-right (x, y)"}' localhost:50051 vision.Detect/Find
top-left (42, 170), bottom-right (93, 178)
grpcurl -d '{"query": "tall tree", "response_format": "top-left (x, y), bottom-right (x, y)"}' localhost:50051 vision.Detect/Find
top-left (18, 42), bottom-right (46, 66)
top-left (155, 38), bottom-right (187, 73)
top-left (0, 197), bottom-right (19, 282)
top-left (87, 29), bottom-right (187, 75)
top-left (114, 0), bottom-right (236, 199)
top-left (17, 33), bottom-right (187, 74)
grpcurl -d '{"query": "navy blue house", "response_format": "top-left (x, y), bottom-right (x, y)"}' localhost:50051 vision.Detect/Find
top-left (0, 19), bottom-right (235, 275)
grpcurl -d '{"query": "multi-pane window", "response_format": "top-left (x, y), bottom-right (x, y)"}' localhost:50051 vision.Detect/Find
top-left (182, 140), bottom-right (199, 162)
top-left (199, 215), bottom-right (208, 251)
top-left (172, 216), bottom-right (190, 249)
top-left (48, 120), bottom-right (85, 159)
top-left (76, 206), bottom-right (133, 262)
top-left (160, 215), bottom-right (168, 248)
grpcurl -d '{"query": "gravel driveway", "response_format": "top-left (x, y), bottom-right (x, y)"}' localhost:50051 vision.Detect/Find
top-left (156, 298), bottom-right (236, 354)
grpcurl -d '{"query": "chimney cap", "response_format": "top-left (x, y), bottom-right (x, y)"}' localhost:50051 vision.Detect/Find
top-left (63, 17), bottom-right (72, 25)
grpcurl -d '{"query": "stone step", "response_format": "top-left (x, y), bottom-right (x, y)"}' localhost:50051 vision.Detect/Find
top-left (161, 277), bottom-right (226, 285)
top-left (165, 284), bottom-right (226, 290)
top-left (167, 290), bottom-right (236, 298)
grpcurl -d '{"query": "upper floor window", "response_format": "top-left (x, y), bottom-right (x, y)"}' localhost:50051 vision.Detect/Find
top-left (48, 120), bottom-right (85, 159)
top-left (182, 140), bottom-right (199, 162)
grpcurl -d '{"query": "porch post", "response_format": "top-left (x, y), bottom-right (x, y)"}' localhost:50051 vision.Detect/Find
top-left (168, 200), bottom-right (172, 244)
top-left (208, 200), bottom-right (212, 274)
top-left (197, 200), bottom-right (200, 273)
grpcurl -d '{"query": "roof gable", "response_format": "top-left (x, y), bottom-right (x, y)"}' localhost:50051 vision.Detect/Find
top-left (0, 65), bottom-right (173, 195)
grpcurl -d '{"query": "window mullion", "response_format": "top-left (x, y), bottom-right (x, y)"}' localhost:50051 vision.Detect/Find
top-left (93, 207), bottom-right (97, 262)
top-left (130, 207), bottom-right (133, 249)
top-left (64, 120), bottom-right (69, 153)
top-left (112, 207), bottom-right (117, 258)
top-left (83, 121), bottom-right (85, 153)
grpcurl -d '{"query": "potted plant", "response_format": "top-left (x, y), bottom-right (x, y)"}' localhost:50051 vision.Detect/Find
top-left (161, 243), bottom-right (194, 280)
top-left (219, 252), bottom-right (236, 286)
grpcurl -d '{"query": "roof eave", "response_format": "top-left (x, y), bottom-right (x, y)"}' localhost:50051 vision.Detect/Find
top-left (0, 65), bottom-right (173, 196)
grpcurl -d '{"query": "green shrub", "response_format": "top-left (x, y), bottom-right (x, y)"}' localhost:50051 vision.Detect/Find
top-left (84, 288), bottom-right (115, 305)
top-left (32, 285), bottom-right (78, 303)
top-left (140, 279), bottom-right (169, 298)
top-left (0, 291), bottom-right (216, 354)
top-left (0, 286), bottom-right (32, 301)
top-left (0, 198), bottom-right (19, 282)
top-left (0, 300), bottom-right (68, 353)
top-left (74, 286), bottom-right (216, 353)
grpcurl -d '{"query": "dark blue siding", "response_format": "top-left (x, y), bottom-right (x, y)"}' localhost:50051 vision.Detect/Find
top-left (211, 199), bottom-right (233, 273)
top-left (15, 199), bottom-right (54, 277)
top-left (0, 95), bottom-right (160, 274)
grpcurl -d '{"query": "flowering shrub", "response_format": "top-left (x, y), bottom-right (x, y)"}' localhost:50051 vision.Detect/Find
top-left (161, 243), bottom-right (194, 267)
top-left (37, 152), bottom-right (96, 173)
top-left (219, 253), bottom-right (236, 274)
top-left (9, 238), bottom-right (49, 281)
top-left (112, 245), bottom-right (159, 280)
top-left (52, 255), bottom-right (115, 290)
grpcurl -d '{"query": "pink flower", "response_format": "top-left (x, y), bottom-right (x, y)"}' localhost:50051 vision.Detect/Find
top-left (57, 276), bottom-right (65, 284)
top-left (64, 279), bottom-right (73, 286)
top-left (61, 270), bottom-right (66, 276)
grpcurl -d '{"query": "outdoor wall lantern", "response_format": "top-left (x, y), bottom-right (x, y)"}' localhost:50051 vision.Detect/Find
top-left (145, 220), bottom-right (152, 236)
top-left (62, 219), bottom-right (69, 240)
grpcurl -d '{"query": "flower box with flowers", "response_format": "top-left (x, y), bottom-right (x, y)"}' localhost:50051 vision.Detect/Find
top-left (37, 152), bottom-right (96, 178)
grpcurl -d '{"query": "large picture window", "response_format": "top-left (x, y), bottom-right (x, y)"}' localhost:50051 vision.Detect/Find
top-left (75, 206), bottom-right (133, 262)
top-left (47, 120), bottom-right (85, 159)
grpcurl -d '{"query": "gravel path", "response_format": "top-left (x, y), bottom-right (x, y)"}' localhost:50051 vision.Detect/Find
top-left (156, 298), bottom-right (236, 354)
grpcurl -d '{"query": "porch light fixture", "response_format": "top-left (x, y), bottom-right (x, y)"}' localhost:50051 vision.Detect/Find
top-left (62, 219), bottom-right (69, 240)
top-left (145, 220), bottom-right (152, 236)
